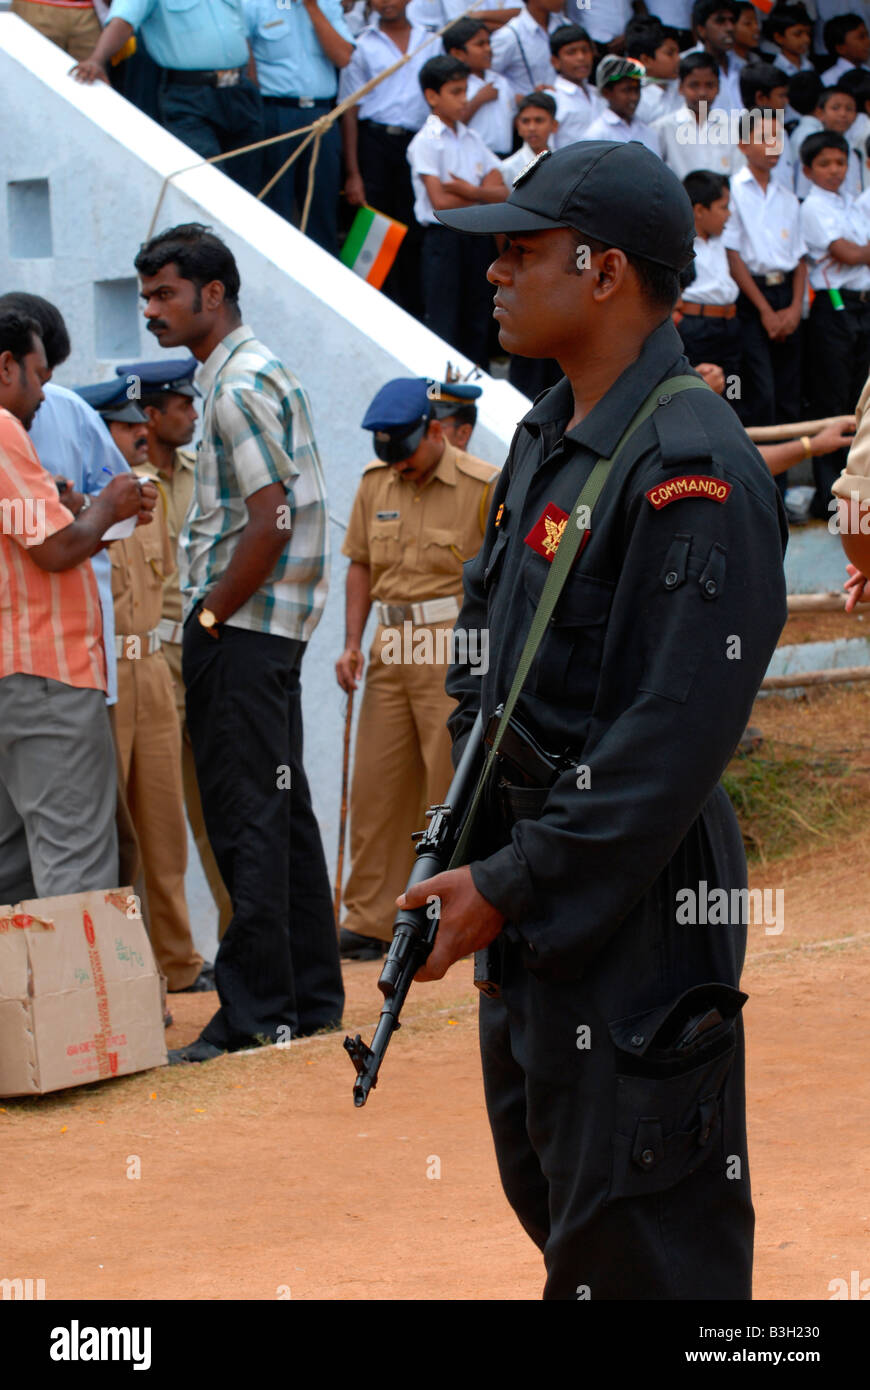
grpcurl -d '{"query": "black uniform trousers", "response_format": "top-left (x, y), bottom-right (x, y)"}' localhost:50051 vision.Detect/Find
top-left (357, 120), bottom-right (423, 319)
top-left (805, 290), bottom-right (870, 518)
top-left (421, 225), bottom-right (495, 370)
top-left (159, 75), bottom-right (264, 195)
top-left (677, 315), bottom-right (743, 416)
top-left (478, 785), bottom-right (754, 1301)
top-left (260, 97), bottom-right (341, 256)
top-left (183, 618), bottom-right (344, 1048)
top-left (736, 276), bottom-right (801, 476)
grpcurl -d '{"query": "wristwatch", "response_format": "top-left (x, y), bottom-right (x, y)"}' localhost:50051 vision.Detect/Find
top-left (198, 606), bottom-right (219, 635)
top-left (76, 494), bottom-right (92, 517)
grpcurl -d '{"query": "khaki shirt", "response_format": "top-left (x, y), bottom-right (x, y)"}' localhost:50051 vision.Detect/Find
top-left (111, 473), bottom-right (175, 640)
top-left (341, 440), bottom-right (499, 603)
top-left (137, 450), bottom-right (195, 625)
top-left (833, 375), bottom-right (870, 504)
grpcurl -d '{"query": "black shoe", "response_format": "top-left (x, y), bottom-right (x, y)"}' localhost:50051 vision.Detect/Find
top-left (168, 1038), bottom-right (225, 1065)
top-left (339, 927), bottom-right (388, 961)
top-left (172, 963), bottom-right (216, 993)
top-left (163, 1010), bottom-right (174, 1029)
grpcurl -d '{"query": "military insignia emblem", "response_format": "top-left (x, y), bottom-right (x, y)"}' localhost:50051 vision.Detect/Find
top-left (524, 502), bottom-right (572, 561)
top-left (495, 503), bottom-right (504, 528)
top-left (513, 148), bottom-right (552, 188)
top-left (646, 475), bottom-right (732, 509)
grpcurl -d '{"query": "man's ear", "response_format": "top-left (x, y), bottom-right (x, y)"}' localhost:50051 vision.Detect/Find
top-left (202, 279), bottom-right (226, 311)
top-left (0, 350), bottom-right (14, 386)
top-left (143, 404), bottom-right (160, 428)
top-left (455, 422), bottom-right (473, 449)
top-left (427, 418), bottom-right (444, 443)
top-left (591, 247), bottom-right (630, 300)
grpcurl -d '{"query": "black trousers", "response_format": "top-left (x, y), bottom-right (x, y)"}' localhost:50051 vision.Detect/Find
top-left (805, 292), bottom-right (870, 517)
top-left (261, 99), bottom-right (341, 256)
top-left (736, 277), bottom-right (801, 425)
top-left (159, 76), bottom-right (264, 195)
top-left (421, 224), bottom-right (495, 370)
top-left (478, 785), bottom-right (754, 1300)
top-left (183, 619), bottom-right (344, 1048)
top-left (357, 120), bottom-right (423, 319)
top-left (677, 315), bottom-right (742, 416)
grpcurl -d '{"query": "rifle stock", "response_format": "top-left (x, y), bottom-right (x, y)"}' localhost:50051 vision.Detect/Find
top-left (343, 711), bottom-right (484, 1106)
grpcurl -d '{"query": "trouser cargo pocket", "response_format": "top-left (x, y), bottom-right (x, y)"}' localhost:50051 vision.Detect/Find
top-left (606, 983), bottom-right (746, 1202)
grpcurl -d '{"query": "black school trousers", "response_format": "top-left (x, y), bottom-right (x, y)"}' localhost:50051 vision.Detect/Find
top-left (677, 314), bottom-right (742, 416)
top-left (805, 290), bottom-right (870, 518)
top-left (183, 618), bottom-right (344, 1048)
top-left (421, 224), bottom-right (495, 370)
top-left (735, 274), bottom-right (802, 426)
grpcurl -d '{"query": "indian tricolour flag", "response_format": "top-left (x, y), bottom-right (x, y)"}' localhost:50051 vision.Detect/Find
top-left (340, 206), bottom-right (407, 290)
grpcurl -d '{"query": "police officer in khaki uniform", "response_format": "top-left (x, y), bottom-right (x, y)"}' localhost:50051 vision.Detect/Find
top-left (336, 378), bottom-right (499, 960)
top-left (75, 379), bottom-right (212, 994)
top-left (118, 358), bottom-right (233, 939)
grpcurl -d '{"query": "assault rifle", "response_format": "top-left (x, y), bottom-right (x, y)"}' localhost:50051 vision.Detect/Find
top-left (343, 711), bottom-right (484, 1107)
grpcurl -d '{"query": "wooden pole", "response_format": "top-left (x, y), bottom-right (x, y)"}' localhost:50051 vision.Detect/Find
top-left (762, 665), bottom-right (870, 690)
top-left (334, 689), bottom-right (354, 927)
top-left (746, 416), bottom-right (851, 442)
top-left (787, 593), bottom-right (847, 613)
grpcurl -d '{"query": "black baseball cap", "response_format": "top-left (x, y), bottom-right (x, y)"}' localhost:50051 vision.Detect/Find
top-left (435, 141), bottom-right (695, 273)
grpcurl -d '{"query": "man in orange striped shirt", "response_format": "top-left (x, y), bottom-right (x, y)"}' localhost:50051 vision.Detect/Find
top-left (0, 310), bottom-right (157, 904)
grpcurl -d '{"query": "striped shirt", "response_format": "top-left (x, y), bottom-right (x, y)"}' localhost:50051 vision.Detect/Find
top-left (180, 325), bottom-right (329, 642)
top-left (0, 409), bottom-right (106, 692)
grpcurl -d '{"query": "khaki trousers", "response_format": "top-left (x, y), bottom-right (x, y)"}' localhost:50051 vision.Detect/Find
top-left (341, 622), bottom-right (456, 943)
top-left (10, 0), bottom-right (101, 61)
top-left (114, 650), bottom-right (202, 991)
top-left (162, 639), bottom-right (232, 939)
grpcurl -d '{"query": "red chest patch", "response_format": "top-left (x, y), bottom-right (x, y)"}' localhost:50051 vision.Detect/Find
top-left (525, 502), bottom-right (573, 562)
top-left (646, 475), bottom-right (732, 509)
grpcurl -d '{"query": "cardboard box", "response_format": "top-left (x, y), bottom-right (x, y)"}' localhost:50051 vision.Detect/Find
top-left (0, 888), bottom-right (167, 1096)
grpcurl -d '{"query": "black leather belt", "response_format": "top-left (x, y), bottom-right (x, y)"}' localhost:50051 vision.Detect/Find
top-left (166, 67), bottom-right (244, 88)
top-left (837, 287), bottom-right (870, 303)
top-left (360, 119), bottom-right (414, 138)
top-left (262, 95), bottom-right (332, 107)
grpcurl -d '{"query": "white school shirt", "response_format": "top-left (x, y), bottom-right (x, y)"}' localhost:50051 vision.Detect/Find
top-left (647, 0), bottom-right (692, 29)
top-left (654, 105), bottom-right (737, 178)
top-left (550, 74), bottom-right (604, 148)
top-left (822, 55), bottom-right (870, 86)
top-left (637, 77), bottom-right (682, 126)
top-left (465, 69), bottom-right (516, 156)
top-left (856, 185), bottom-right (870, 218)
top-left (800, 185), bottom-right (870, 289)
top-left (490, 5), bottom-right (569, 99)
top-left (583, 106), bottom-right (661, 156)
top-left (500, 139), bottom-right (550, 185)
top-left (849, 111), bottom-right (870, 189)
top-left (722, 165), bottom-right (807, 273)
top-left (682, 234), bottom-right (739, 305)
top-left (337, 19), bottom-right (432, 129)
top-left (408, 114), bottom-right (503, 224)
top-left (573, 0), bottom-right (628, 44)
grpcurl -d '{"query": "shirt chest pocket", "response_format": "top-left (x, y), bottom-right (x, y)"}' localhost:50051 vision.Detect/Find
top-left (369, 517), bottom-right (402, 568)
top-left (256, 16), bottom-right (292, 48)
top-left (420, 526), bottom-right (463, 578)
top-left (163, 0), bottom-right (205, 30)
top-left (523, 563), bottom-right (616, 709)
top-left (137, 524), bottom-right (168, 590)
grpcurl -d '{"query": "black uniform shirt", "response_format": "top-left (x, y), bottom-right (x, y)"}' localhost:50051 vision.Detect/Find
top-left (446, 319), bottom-right (788, 973)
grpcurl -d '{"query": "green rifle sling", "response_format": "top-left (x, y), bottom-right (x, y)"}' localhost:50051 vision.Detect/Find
top-left (448, 373), bottom-right (709, 870)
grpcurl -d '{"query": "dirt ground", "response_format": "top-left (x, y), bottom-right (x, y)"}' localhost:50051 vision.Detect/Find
top-left (1, 685), bottom-right (868, 1301)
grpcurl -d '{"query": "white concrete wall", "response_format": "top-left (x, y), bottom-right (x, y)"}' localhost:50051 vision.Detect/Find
top-left (0, 15), bottom-right (530, 890)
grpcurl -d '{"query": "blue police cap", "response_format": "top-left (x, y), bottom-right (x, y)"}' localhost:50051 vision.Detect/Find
top-left (74, 379), bottom-right (148, 424)
top-left (114, 357), bottom-right (199, 400)
top-left (362, 377), bottom-right (482, 434)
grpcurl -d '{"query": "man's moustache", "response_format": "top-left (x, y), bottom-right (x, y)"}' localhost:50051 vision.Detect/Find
top-left (147, 320), bottom-right (168, 334)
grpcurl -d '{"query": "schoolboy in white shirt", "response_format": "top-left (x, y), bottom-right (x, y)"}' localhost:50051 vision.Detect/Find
top-left (676, 170), bottom-right (742, 401)
top-left (444, 16), bottom-right (515, 157)
top-left (548, 22), bottom-right (603, 148)
top-left (583, 54), bottom-right (661, 156)
top-left (408, 54), bottom-right (507, 366)
top-left (799, 129), bottom-right (870, 515)
top-left (654, 53), bottom-right (737, 177)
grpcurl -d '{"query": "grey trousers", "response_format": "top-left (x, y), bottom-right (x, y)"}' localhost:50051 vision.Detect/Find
top-left (0, 674), bottom-right (118, 903)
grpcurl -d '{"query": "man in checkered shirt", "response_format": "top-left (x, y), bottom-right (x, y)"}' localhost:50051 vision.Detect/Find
top-left (133, 223), bottom-right (344, 1063)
